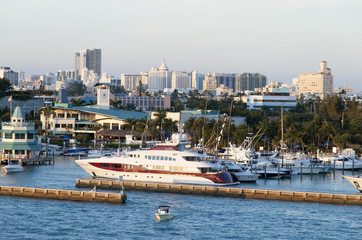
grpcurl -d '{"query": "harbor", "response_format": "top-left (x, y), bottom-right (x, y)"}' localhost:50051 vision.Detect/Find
top-left (75, 178), bottom-right (362, 205)
top-left (0, 156), bottom-right (361, 239)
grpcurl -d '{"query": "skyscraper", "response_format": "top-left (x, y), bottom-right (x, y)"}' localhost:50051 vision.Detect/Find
top-left (147, 60), bottom-right (171, 91)
top-left (75, 49), bottom-right (101, 80)
top-left (235, 73), bottom-right (267, 92)
top-left (298, 61), bottom-right (333, 96)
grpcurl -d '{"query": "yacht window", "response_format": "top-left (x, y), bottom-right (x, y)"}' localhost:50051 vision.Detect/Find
top-left (152, 156), bottom-right (155, 160)
top-left (173, 158), bottom-right (176, 161)
top-left (156, 156), bottom-right (160, 160)
top-left (160, 156), bottom-right (164, 160)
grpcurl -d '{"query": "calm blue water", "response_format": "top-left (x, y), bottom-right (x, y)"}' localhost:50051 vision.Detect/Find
top-left (0, 157), bottom-right (361, 240)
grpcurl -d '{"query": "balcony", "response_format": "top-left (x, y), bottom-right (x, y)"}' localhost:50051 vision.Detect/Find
top-left (2, 122), bottom-right (35, 128)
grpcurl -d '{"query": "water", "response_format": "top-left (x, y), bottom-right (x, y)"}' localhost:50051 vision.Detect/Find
top-left (0, 157), bottom-right (361, 240)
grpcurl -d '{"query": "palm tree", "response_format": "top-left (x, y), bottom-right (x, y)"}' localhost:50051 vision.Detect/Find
top-left (123, 118), bottom-right (138, 136)
top-left (92, 124), bottom-right (103, 149)
top-left (320, 121), bottom-right (336, 150)
top-left (163, 118), bottom-right (178, 139)
top-left (154, 109), bottom-right (167, 141)
top-left (110, 98), bottom-right (122, 109)
top-left (39, 106), bottom-right (53, 157)
top-left (71, 98), bottom-right (86, 106)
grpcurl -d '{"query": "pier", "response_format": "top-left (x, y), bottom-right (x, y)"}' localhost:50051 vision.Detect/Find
top-left (0, 185), bottom-right (127, 203)
top-left (75, 178), bottom-right (362, 206)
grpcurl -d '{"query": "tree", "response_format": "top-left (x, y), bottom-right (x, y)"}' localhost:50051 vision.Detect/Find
top-left (123, 118), bottom-right (138, 136)
top-left (319, 121), bottom-right (336, 150)
top-left (76, 134), bottom-right (89, 143)
top-left (0, 78), bottom-right (12, 94)
top-left (71, 98), bottom-right (86, 106)
top-left (154, 109), bottom-right (167, 141)
top-left (92, 124), bottom-right (103, 149)
top-left (110, 98), bottom-right (122, 109)
top-left (66, 82), bottom-right (86, 96)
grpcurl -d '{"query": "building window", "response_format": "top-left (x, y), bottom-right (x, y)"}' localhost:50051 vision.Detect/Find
top-left (4, 133), bottom-right (12, 139)
top-left (103, 123), bottom-right (110, 130)
top-left (58, 114), bottom-right (64, 118)
top-left (67, 124), bottom-right (73, 128)
top-left (55, 124), bottom-right (60, 128)
top-left (112, 123), bottom-right (119, 130)
top-left (28, 133), bottom-right (34, 139)
top-left (15, 133), bottom-right (25, 139)
top-left (15, 150), bottom-right (25, 155)
top-left (61, 124), bottom-right (67, 128)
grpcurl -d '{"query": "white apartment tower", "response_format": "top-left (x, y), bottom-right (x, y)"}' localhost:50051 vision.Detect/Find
top-left (171, 71), bottom-right (191, 89)
top-left (147, 60), bottom-right (171, 91)
top-left (121, 74), bottom-right (142, 91)
top-left (298, 61), bottom-right (334, 95)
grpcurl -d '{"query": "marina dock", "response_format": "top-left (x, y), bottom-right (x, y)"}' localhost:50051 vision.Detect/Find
top-left (75, 178), bottom-right (362, 206)
top-left (0, 185), bottom-right (127, 203)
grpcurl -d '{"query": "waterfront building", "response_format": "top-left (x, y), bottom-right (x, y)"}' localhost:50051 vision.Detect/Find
top-left (333, 84), bottom-right (354, 95)
top-left (171, 71), bottom-right (191, 89)
top-left (203, 74), bottom-right (217, 94)
top-left (298, 61), bottom-right (334, 96)
top-left (75, 49), bottom-right (101, 80)
top-left (0, 67), bottom-right (19, 87)
top-left (235, 73), bottom-right (267, 92)
top-left (0, 106), bottom-right (41, 160)
top-left (40, 83), bottom-right (147, 137)
top-left (121, 74), bottom-right (142, 90)
top-left (147, 60), bottom-right (171, 91)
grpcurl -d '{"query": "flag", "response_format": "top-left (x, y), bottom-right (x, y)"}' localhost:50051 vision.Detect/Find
top-left (8, 95), bottom-right (12, 102)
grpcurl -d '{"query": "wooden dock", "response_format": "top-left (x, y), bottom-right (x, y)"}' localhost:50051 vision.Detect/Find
top-left (75, 178), bottom-right (362, 206)
top-left (0, 185), bottom-right (127, 203)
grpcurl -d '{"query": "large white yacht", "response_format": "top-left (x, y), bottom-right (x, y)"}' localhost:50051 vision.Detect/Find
top-left (76, 145), bottom-right (240, 186)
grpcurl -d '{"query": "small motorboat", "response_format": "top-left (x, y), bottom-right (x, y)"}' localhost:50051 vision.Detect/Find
top-left (4, 160), bottom-right (24, 173)
top-left (343, 175), bottom-right (362, 192)
top-left (155, 206), bottom-right (173, 221)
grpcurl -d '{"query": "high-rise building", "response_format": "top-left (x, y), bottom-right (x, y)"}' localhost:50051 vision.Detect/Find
top-left (191, 71), bottom-right (205, 91)
top-left (214, 73), bottom-right (236, 92)
top-left (235, 73), bottom-right (267, 92)
top-left (171, 71), bottom-right (191, 89)
top-left (121, 74), bottom-right (142, 90)
top-left (298, 61), bottom-right (334, 96)
top-left (147, 60), bottom-right (171, 91)
top-left (203, 74), bottom-right (217, 93)
top-left (0, 67), bottom-right (19, 86)
top-left (75, 49), bottom-right (101, 80)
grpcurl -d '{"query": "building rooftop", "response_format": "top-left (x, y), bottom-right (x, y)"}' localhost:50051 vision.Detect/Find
top-left (53, 103), bottom-right (147, 120)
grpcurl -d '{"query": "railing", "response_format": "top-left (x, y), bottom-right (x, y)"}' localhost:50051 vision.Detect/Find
top-left (2, 122), bottom-right (35, 127)
top-left (74, 127), bottom-right (96, 131)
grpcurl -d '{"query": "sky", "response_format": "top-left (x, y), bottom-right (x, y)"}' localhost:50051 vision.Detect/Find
top-left (1, 0), bottom-right (362, 91)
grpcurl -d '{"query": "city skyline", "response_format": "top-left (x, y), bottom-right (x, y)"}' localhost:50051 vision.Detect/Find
top-left (1, 0), bottom-right (361, 91)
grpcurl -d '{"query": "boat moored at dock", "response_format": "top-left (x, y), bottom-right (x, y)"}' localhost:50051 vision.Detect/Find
top-left (343, 175), bottom-right (362, 192)
top-left (76, 146), bottom-right (239, 186)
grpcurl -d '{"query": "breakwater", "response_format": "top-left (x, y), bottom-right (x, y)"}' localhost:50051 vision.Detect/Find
top-left (0, 185), bottom-right (127, 203)
top-left (75, 178), bottom-right (362, 205)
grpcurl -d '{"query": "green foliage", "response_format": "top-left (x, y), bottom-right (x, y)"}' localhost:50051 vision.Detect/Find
top-left (0, 78), bottom-right (12, 94)
top-left (66, 82), bottom-right (86, 96)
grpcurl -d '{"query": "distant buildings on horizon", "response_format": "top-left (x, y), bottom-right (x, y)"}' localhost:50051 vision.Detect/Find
top-left (1, 49), bottom-right (359, 99)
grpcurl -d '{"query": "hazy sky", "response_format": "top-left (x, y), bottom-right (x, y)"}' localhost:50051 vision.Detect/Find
top-left (1, 0), bottom-right (361, 91)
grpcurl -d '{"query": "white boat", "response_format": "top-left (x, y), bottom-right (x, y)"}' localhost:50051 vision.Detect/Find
top-left (218, 160), bottom-right (259, 182)
top-left (253, 160), bottom-right (291, 179)
top-left (75, 145), bottom-right (240, 186)
top-left (155, 206), bottom-right (174, 221)
top-left (319, 155), bottom-right (362, 170)
top-left (3, 160), bottom-right (24, 173)
top-left (343, 175), bottom-right (362, 192)
top-left (87, 150), bottom-right (114, 158)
